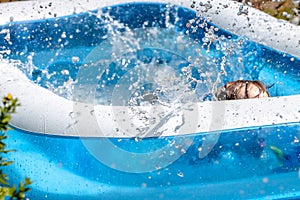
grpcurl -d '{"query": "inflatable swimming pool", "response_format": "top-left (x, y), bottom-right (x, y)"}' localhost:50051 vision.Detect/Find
top-left (0, 0), bottom-right (299, 199)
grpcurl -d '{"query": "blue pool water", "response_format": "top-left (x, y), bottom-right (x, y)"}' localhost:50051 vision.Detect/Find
top-left (4, 123), bottom-right (300, 199)
top-left (0, 2), bottom-right (300, 200)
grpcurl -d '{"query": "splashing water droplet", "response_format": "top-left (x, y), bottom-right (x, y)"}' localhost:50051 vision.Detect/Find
top-left (177, 171), bottom-right (184, 178)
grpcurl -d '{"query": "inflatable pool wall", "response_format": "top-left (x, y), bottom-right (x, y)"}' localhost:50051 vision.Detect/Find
top-left (0, 0), bottom-right (299, 200)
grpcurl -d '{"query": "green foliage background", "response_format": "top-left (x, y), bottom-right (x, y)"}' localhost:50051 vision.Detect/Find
top-left (0, 94), bottom-right (31, 200)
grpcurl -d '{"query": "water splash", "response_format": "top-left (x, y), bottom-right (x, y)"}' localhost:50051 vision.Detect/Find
top-left (4, 3), bottom-right (265, 104)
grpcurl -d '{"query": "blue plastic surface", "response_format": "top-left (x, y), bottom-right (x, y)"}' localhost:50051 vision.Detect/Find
top-left (0, 3), bottom-right (299, 199)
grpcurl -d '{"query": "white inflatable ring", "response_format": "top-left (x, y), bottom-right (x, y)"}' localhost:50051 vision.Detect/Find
top-left (0, 0), bottom-right (299, 137)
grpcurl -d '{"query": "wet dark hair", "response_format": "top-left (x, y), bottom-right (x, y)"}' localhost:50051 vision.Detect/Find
top-left (217, 80), bottom-right (270, 100)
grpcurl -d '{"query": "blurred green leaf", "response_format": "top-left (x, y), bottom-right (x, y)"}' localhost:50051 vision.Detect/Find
top-left (0, 94), bottom-right (31, 200)
top-left (25, 178), bottom-right (32, 186)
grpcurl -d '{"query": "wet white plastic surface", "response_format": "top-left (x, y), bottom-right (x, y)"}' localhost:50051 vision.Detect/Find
top-left (0, 62), bottom-right (299, 137)
top-left (0, 0), bottom-right (299, 57)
